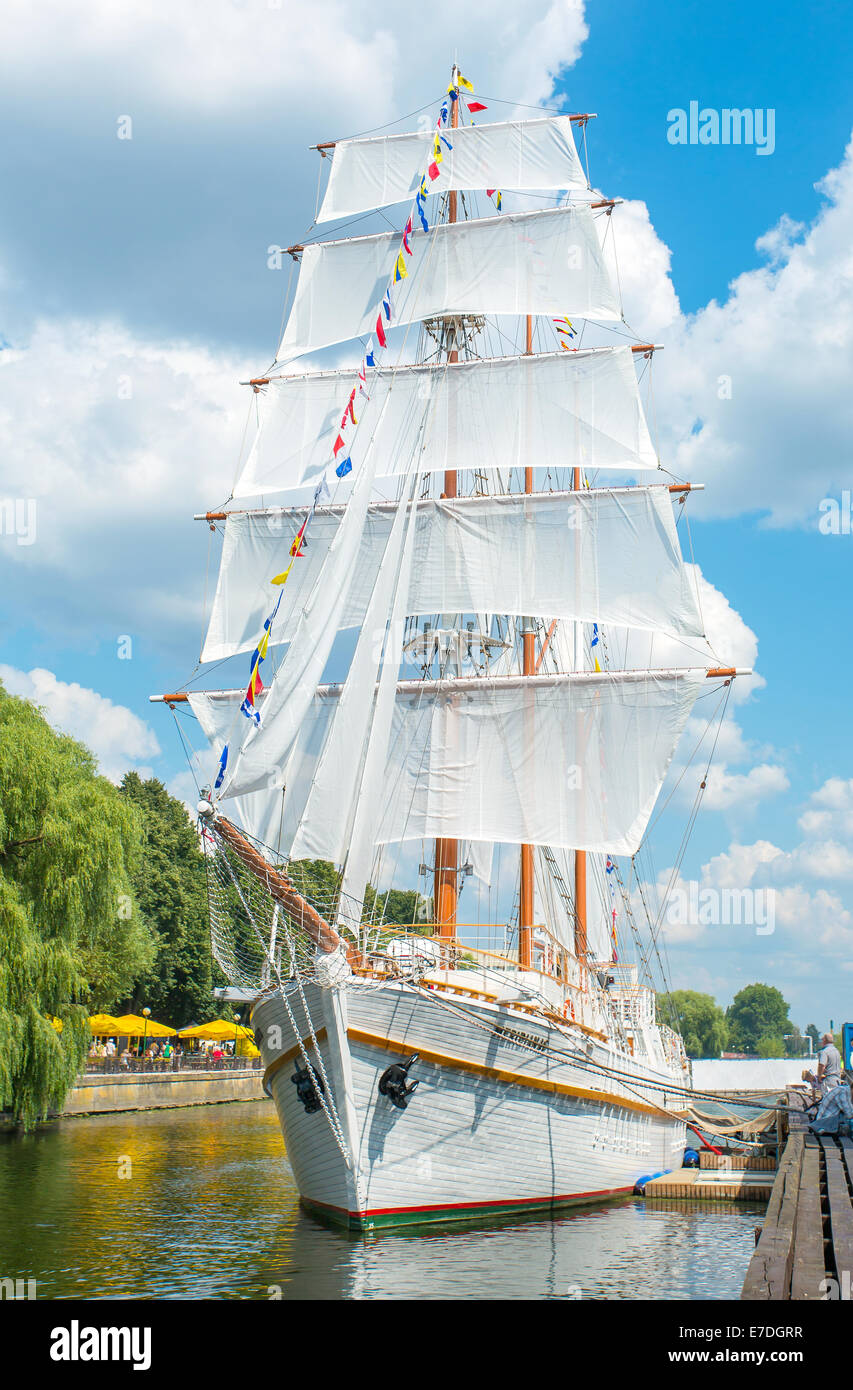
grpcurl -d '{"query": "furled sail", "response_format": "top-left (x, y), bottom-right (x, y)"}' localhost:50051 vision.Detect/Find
top-left (235, 347), bottom-right (656, 498)
top-left (201, 486), bottom-right (702, 664)
top-left (316, 116), bottom-right (588, 222)
top-left (277, 205), bottom-right (621, 362)
top-left (373, 669), bottom-right (706, 856)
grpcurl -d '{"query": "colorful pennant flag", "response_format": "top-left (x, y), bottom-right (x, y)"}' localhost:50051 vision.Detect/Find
top-left (428, 161), bottom-right (440, 181)
top-left (592, 622), bottom-right (601, 672)
top-left (394, 250), bottom-right (408, 282)
top-left (457, 72), bottom-right (474, 92)
top-left (341, 389), bottom-right (357, 427)
top-left (314, 476), bottom-right (330, 505)
top-left (416, 195), bottom-right (429, 232)
top-left (335, 456), bottom-right (352, 479)
top-left (214, 743), bottom-right (228, 790)
top-left (402, 216), bottom-right (413, 255)
top-left (467, 100), bottom-right (487, 113)
top-left (365, 341), bottom-right (376, 367)
top-left (333, 433), bottom-right (346, 458)
top-left (382, 290), bottom-right (392, 321)
top-left (375, 314), bottom-right (387, 347)
top-left (241, 620), bottom-right (272, 722)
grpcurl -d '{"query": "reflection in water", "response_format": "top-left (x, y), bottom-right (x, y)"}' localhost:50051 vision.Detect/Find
top-left (0, 1102), bottom-right (760, 1300)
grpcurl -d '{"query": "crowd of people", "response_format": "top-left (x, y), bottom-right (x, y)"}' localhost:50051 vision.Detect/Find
top-left (86, 1037), bottom-right (242, 1069)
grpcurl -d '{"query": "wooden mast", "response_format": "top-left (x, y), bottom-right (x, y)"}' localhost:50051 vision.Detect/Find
top-left (519, 312), bottom-right (535, 969)
top-left (434, 66), bottom-right (461, 940)
top-left (573, 461), bottom-right (588, 961)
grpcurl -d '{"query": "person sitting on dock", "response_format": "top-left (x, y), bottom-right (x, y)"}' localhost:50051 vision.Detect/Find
top-left (810, 1071), bottom-right (853, 1136)
top-left (803, 1032), bottom-right (842, 1098)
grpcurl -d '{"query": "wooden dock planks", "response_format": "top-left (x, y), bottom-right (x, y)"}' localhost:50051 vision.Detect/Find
top-left (820, 1134), bottom-right (853, 1282)
top-left (790, 1140), bottom-right (827, 1300)
top-left (741, 1133), bottom-right (804, 1300)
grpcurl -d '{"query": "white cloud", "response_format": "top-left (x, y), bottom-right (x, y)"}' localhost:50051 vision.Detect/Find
top-left (0, 0), bottom-right (587, 116)
top-left (610, 134), bottom-right (853, 524)
top-left (0, 664), bottom-right (160, 782)
top-left (0, 319), bottom-right (244, 648)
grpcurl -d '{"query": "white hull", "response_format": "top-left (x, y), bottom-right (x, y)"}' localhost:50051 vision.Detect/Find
top-left (252, 978), bottom-right (687, 1230)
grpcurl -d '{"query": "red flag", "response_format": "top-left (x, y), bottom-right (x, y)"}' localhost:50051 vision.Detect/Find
top-left (375, 314), bottom-right (387, 347)
top-left (402, 216), bottom-right (413, 255)
top-left (428, 160), bottom-right (440, 181)
top-left (333, 433), bottom-right (345, 457)
top-left (467, 101), bottom-right (488, 113)
top-left (486, 188), bottom-right (495, 196)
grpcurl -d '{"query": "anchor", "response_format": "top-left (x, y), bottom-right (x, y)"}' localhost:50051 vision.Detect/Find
top-left (378, 1053), bottom-right (420, 1110)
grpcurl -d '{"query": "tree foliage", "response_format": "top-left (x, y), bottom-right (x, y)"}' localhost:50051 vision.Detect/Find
top-left (119, 774), bottom-right (217, 1027)
top-left (0, 682), bottom-right (152, 1126)
top-left (725, 983), bottom-right (792, 1056)
top-left (663, 990), bottom-right (728, 1058)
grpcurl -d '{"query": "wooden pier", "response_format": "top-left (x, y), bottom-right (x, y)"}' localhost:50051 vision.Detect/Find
top-left (742, 1091), bottom-right (853, 1300)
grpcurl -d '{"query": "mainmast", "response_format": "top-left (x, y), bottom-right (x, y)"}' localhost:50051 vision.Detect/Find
top-left (519, 311), bottom-right (535, 970)
top-left (433, 64), bottom-right (461, 941)
top-left (573, 460), bottom-right (588, 960)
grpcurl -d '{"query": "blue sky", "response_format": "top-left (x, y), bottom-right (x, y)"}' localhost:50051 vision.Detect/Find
top-left (2, 0), bottom-right (853, 1029)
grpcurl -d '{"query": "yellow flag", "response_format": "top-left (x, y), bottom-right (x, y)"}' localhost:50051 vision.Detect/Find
top-left (396, 250), bottom-right (409, 281)
top-left (594, 657), bottom-right (601, 673)
top-left (271, 562), bottom-right (294, 586)
top-left (457, 73), bottom-right (474, 92)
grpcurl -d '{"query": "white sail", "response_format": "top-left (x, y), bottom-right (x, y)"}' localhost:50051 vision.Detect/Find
top-left (202, 486), bottom-right (702, 664)
top-left (195, 668), bottom-right (705, 858)
top-left (277, 205), bottom-right (621, 362)
top-left (218, 400), bottom-right (390, 802)
top-left (373, 669), bottom-right (706, 855)
top-left (316, 115), bottom-right (588, 222)
top-left (189, 686), bottom-right (340, 858)
top-left (235, 347), bottom-right (657, 498)
top-left (289, 481), bottom-right (417, 868)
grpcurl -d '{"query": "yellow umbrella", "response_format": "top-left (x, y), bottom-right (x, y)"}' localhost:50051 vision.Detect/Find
top-left (114, 1013), bottom-right (176, 1037)
top-left (88, 1013), bottom-right (127, 1035)
top-left (178, 1020), bottom-right (253, 1041)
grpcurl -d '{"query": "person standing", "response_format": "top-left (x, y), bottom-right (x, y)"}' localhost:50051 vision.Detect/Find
top-left (812, 1031), bottom-right (843, 1094)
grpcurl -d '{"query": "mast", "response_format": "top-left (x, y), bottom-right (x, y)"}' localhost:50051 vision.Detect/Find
top-left (519, 311), bottom-right (535, 970)
top-left (573, 460), bottom-right (588, 961)
top-left (434, 64), bottom-right (461, 940)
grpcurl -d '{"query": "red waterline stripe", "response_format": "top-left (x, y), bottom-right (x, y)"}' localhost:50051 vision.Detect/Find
top-left (308, 1185), bottom-right (634, 1221)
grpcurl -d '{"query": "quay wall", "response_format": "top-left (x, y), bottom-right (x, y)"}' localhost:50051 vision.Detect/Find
top-left (692, 1058), bottom-right (813, 1091)
top-left (61, 1068), bottom-right (268, 1116)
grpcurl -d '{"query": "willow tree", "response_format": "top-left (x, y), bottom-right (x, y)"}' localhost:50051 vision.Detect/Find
top-left (0, 681), bottom-right (152, 1127)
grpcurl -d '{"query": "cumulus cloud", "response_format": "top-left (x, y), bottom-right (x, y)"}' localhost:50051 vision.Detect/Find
top-left (0, 319), bottom-right (245, 653)
top-left (609, 135), bottom-right (853, 524)
top-left (0, 664), bottom-right (160, 782)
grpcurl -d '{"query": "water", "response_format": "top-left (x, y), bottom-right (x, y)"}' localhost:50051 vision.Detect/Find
top-left (0, 1101), bottom-right (762, 1300)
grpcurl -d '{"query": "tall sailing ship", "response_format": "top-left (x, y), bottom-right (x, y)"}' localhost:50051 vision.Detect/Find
top-left (153, 67), bottom-right (747, 1229)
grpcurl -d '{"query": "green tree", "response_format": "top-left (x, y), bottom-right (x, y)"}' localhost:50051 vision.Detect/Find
top-left (662, 990), bottom-right (728, 1058)
top-left (726, 983), bottom-right (792, 1056)
top-left (363, 884), bottom-right (431, 927)
top-left (806, 1023), bottom-right (821, 1052)
top-left (120, 774), bottom-right (217, 1027)
top-left (756, 1033), bottom-right (786, 1058)
top-left (0, 682), bottom-right (151, 1126)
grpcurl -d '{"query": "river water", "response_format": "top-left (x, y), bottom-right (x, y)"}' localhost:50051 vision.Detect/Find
top-left (0, 1100), bottom-right (761, 1300)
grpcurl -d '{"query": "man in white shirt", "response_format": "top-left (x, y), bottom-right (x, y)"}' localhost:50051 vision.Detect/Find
top-left (817, 1032), bottom-right (842, 1093)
